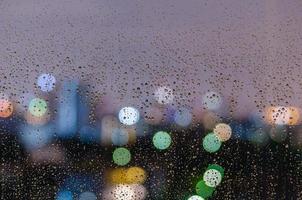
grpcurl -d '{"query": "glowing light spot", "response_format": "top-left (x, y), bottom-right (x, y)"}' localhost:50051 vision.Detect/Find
top-left (188, 195), bottom-right (205, 200)
top-left (79, 192), bottom-right (97, 200)
top-left (195, 180), bottom-right (215, 198)
top-left (118, 107), bottom-right (140, 125)
top-left (202, 133), bottom-right (221, 153)
top-left (113, 147), bottom-right (131, 166)
top-left (125, 167), bottom-right (147, 184)
top-left (265, 106), bottom-right (300, 125)
top-left (37, 73), bottom-right (56, 92)
top-left (103, 184), bottom-right (146, 200)
top-left (203, 169), bottom-right (222, 187)
top-left (131, 184), bottom-right (147, 200)
top-left (154, 86), bottom-right (174, 104)
top-left (111, 128), bottom-right (129, 146)
top-left (107, 168), bottom-right (127, 184)
top-left (112, 184), bottom-right (135, 200)
top-left (202, 91), bottom-right (222, 110)
top-left (56, 190), bottom-right (73, 200)
top-left (174, 107), bottom-right (192, 127)
top-left (28, 98), bottom-right (47, 117)
top-left (213, 123), bottom-right (232, 142)
top-left (0, 99), bottom-right (13, 118)
top-left (152, 131), bottom-right (172, 150)
top-left (207, 164), bottom-right (224, 178)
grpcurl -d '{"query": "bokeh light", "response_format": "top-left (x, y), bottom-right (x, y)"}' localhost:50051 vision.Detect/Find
top-left (265, 106), bottom-right (300, 125)
top-left (202, 91), bottom-right (222, 110)
top-left (125, 167), bottom-right (147, 184)
top-left (28, 98), bottom-right (48, 117)
top-left (106, 168), bottom-right (127, 184)
top-left (118, 107), bottom-right (140, 126)
top-left (154, 86), bottom-right (174, 105)
top-left (174, 107), bottom-right (192, 127)
top-left (213, 123), bottom-right (232, 142)
top-left (113, 147), bottom-right (131, 166)
top-left (37, 73), bottom-right (56, 92)
top-left (111, 128), bottom-right (129, 146)
top-left (131, 184), bottom-right (147, 200)
top-left (203, 169), bottom-right (222, 187)
top-left (152, 131), bottom-right (172, 150)
top-left (106, 167), bottom-right (147, 185)
top-left (202, 133), bottom-right (222, 153)
top-left (103, 184), bottom-right (147, 200)
top-left (195, 180), bottom-right (215, 198)
top-left (104, 184), bottom-right (135, 200)
top-left (0, 99), bottom-right (13, 118)
top-left (188, 195), bottom-right (205, 200)
top-left (56, 190), bottom-right (73, 200)
top-left (207, 164), bottom-right (224, 178)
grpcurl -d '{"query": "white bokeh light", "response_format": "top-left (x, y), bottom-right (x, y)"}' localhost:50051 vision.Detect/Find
top-left (37, 73), bottom-right (56, 92)
top-left (203, 169), bottom-right (222, 187)
top-left (112, 184), bottom-right (135, 200)
top-left (103, 184), bottom-right (147, 200)
top-left (118, 107), bottom-right (140, 125)
top-left (202, 91), bottom-right (222, 110)
top-left (154, 86), bottom-right (174, 104)
top-left (188, 195), bottom-right (205, 200)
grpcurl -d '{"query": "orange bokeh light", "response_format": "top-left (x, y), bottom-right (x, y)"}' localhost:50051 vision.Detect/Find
top-left (265, 106), bottom-right (300, 125)
top-left (0, 99), bottom-right (13, 118)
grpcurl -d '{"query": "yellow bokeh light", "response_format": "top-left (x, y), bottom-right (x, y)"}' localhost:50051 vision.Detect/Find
top-left (106, 167), bottom-right (147, 185)
top-left (106, 168), bottom-right (127, 184)
top-left (125, 167), bottom-right (147, 184)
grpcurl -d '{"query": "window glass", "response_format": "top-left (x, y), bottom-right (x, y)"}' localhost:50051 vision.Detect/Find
top-left (1, 0), bottom-right (302, 199)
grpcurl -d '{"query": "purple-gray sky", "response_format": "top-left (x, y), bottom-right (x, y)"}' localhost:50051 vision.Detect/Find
top-left (1, 0), bottom-right (302, 115)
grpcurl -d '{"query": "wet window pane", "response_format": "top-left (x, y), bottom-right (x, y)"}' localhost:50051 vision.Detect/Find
top-left (1, 0), bottom-right (302, 199)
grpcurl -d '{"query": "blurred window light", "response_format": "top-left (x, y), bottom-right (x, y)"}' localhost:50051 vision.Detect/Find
top-left (118, 106), bottom-right (140, 126)
top-left (37, 73), bottom-right (56, 92)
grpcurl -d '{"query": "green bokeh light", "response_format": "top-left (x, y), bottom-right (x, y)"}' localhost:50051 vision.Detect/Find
top-left (195, 180), bottom-right (215, 198)
top-left (202, 133), bottom-right (221, 153)
top-left (112, 147), bottom-right (131, 166)
top-left (28, 98), bottom-right (48, 117)
top-left (207, 164), bottom-right (224, 178)
top-left (152, 131), bottom-right (172, 150)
